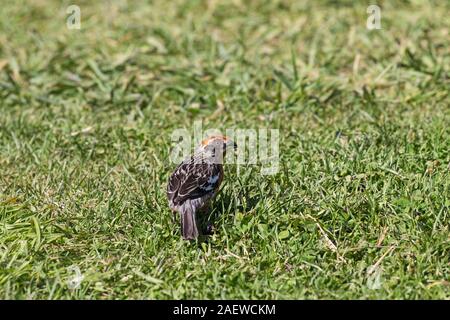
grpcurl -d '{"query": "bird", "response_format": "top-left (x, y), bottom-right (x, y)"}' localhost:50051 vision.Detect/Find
top-left (167, 135), bottom-right (237, 240)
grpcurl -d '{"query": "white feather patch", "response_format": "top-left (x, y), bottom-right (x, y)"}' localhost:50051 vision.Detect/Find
top-left (208, 175), bottom-right (219, 184)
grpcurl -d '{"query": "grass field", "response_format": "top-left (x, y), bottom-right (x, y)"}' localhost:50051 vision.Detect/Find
top-left (0, 0), bottom-right (449, 299)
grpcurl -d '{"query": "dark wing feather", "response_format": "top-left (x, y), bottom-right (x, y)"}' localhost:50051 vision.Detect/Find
top-left (167, 156), bottom-right (222, 206)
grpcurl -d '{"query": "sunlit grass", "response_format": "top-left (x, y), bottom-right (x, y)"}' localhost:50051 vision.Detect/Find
top-left (0, 0), bottom-right (449, 299)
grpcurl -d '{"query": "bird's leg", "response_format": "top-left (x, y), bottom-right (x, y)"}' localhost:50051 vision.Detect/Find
top-left (204, 204), bottom-right (215, 235)
top-left (170, 209), bottom-right (178, 224)
top-left (205, 222), bottom-right (215, 235)
top-left (198, 204), bottom-right (215, 235)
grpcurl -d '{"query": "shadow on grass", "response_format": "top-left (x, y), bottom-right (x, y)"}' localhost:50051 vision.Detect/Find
top-left (194, 191), bottom-right (260, 244)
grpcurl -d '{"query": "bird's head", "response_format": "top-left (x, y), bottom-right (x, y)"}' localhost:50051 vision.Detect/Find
top-left (196, 135), bottom-right (237, 163)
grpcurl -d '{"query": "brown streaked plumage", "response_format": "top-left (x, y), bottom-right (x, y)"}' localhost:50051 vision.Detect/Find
top-left (167, 136), bottom-right (236, 240)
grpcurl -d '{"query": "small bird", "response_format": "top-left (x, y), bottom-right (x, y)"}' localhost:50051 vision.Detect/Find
top-left (167, 135), bottom-right (237, 240)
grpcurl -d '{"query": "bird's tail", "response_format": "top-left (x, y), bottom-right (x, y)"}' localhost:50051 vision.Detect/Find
top-left (180, 201), bottom-right (199, 240)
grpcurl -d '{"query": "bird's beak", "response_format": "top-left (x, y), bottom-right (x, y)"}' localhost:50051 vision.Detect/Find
top-left (225, 140), bottom-right (238, 153)
top-left (226, 140), bottom-right (237, 150)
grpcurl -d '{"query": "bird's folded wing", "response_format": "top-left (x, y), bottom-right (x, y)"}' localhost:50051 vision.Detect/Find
top-left (168, 158), bottom-right (221, 205)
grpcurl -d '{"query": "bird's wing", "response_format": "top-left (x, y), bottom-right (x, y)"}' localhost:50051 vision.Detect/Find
top-left (167, 156), bottom-right (222, 206)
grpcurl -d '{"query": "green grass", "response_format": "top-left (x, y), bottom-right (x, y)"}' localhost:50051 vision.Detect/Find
top-left (0, 0), bottom-right (449, 299)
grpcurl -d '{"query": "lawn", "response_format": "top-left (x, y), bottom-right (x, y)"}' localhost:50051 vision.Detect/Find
top-left (0, 0), bottom-right (449, 299)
